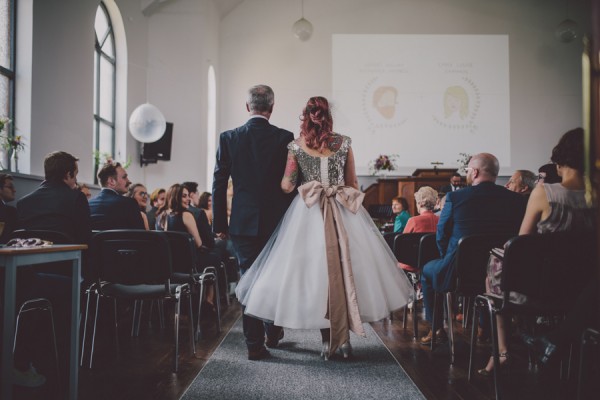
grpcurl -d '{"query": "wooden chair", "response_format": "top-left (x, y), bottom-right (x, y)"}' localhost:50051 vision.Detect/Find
top-left (410, 233), bottom-right (439, 339)
top-left (467, 231), bottom-right (595, 399)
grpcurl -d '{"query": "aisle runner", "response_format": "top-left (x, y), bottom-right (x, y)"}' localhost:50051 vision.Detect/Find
top-left (181, 318), bottom-right (425, 400)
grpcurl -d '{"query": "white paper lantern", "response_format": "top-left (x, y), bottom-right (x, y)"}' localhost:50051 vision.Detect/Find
top-left (292, 17), bottom-right (313, 41)
top-left (128, 103), bottom-right (166, 143)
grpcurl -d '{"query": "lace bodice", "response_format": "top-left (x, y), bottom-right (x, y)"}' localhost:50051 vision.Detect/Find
top-left (287, 134), bottom-right (351, 186)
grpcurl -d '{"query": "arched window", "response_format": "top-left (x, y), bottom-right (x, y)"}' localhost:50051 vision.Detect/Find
top-left (93, 1), bottom-right (116, 182)
top-left (0, 0), bottom-right (16, 135)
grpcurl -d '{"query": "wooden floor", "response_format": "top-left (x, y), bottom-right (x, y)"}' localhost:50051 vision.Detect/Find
top-left (14, 298), bottom-right (584, 400)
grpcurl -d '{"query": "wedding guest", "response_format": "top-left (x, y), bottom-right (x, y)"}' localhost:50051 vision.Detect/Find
top-left (392, 196), bottom-right (410, 233)
top-left (398, 186), bottom-right (439, 272)
top-left (478, 128), bottom-right (595, 376)
top-left (127, 183), bottom-right (150, 230)
top-left (505, 169), bottom-right (536, 195)
top-left (147, 188), bottom-right (165, 230)
top-left (0, 173), bottom-right (17, 243)
top-left (440, 173), bottom-right (463, 194)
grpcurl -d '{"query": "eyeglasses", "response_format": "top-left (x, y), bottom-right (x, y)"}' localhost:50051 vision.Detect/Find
top-left (139, 192), bottom-right (148, 197)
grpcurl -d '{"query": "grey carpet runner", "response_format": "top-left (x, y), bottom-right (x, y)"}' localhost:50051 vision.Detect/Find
top-left (181, 317), bottom-right (425, 399)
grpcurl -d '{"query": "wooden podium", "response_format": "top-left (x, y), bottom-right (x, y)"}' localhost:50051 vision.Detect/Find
top-left (363, 168), bottom-right (459, 216)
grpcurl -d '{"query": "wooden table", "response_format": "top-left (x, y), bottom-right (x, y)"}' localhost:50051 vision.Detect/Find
top-left (0, 245), bottom-right (86, 400)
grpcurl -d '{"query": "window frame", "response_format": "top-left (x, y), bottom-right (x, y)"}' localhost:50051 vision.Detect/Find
top-left (1, 0), bottom-right (16, 137)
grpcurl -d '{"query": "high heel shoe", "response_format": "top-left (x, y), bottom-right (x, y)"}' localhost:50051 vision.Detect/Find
top-left (321, 342), bottom-right (330, 361)
top-left (340, 342), bottom-right (352, 359)
top-left (477, 352), bottom-right (510, 377)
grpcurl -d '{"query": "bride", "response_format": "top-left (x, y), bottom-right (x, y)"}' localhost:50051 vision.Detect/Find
top-left (236, 96), bottom-right (414, 359)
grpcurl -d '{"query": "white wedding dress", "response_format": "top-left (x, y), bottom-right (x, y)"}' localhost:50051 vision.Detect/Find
top-left (236, 134), bottom-right (414, 330)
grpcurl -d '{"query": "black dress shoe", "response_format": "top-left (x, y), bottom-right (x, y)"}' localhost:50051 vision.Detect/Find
top-left (265, 330), bottom-right (284, 349)
top-left (521, 333), bottom-right (558, 365)
top-left (247, 347), bottom-right (271, 361)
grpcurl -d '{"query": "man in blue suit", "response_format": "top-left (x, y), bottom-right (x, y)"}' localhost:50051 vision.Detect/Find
top-left (420, 153), bottom-right (526, 344)
top-left (89, 162), bottom-right (145, 230)
top-left (213, 84), bottom-right (294, 360)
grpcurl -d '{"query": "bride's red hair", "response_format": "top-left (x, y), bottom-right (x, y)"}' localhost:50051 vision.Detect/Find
top-left (300, 97), bottom-right (333, 151)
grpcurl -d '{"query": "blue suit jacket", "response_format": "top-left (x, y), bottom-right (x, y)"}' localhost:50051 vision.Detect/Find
top-left (89, 188), bottom-right (145, 231)
top-left (17, 180), bottom-right (91, 244)
top-left (212, 117), bottom-right (294, 238)
top-left (429, 181), bottom-right (527, 291)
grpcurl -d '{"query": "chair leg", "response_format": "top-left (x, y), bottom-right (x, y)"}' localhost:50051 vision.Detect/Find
top-left (135, 300), bottom-right (144, 337)
top-left (489, 305), bottom-right (502, 400)
top-left (431, 293), bottom-right (440, 350)
top-left (413, 297), bottom-right (419, 339)
top-left (158, 299), bottom-right (165, 329)
top-left (131, 300), bottom-right (139, 337)
top-left (196, 279), bottom-right (205, 341)
top-left (113, 299), bottom-right (120, 357)
top-left (46, 301), bottom-right (61, 383)
top-left (80, 287), bottom-right (92, 366)
top-left (463, 296), bottom-right (470, 329)
top-left (173, 286), bottom-right (182, 372)
top-left (402, 305), bottom-right (407, 329)
top-left (446, 292), bottom-right (455, 365)
top-left (214, 274), bottom-right (222, 334)
top-left (89, 292), bottom-right (101, 368)
top-left (187, 290), bottom-right (196, 356)
top-left (468, 297), bottom-right (481, 381)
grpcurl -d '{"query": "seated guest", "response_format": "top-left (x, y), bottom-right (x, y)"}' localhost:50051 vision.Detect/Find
top-left (198, 191), bottom-right (213, 226)
top-left (14, 151), bottom-right (91, 385)
top-left (505, 169), bottom-right (536, 196)
top-left (89, 162), bottom-right (145, 230)
top-left (479, 128), bottom-right (595, 376)
top-left (420, 153), bottom-right (526, 345)
top-left (537, 163), bottom-right (562, 184)
top-left (0, 173), bottom-right (17, 243)
top-left (17, 151), bottom-right (91, 243)
top-left (391, 196), bottom-right (410, 233)
top-left (127, 183), bottom-right (150, 230)
top-left (440, 172), bottom-right (464, 194)
top-left (156, 183), bottom-right (220, 310)
top-left (398, 186), bottom-right (439, 273)
top-left (147, 188), bottom-right (165, 230)
top-left (182, 181), bottom-right (215, 250)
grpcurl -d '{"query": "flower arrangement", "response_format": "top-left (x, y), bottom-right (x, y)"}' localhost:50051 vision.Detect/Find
top-left (456, 152), bottom-right (471, 173)
top-left (0, 117), bottom-right (26, 152)
top-left (93, 150), bottom-right (131, 169)
top-left (369, 154), bottom-right (398, 175)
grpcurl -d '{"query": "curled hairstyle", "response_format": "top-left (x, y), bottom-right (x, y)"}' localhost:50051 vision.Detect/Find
top-left (97, 162), bottom-right (123, 187)
top-left (300, 96), bottom-right (334, 151)
top-left (198, 191), bottom-right (211, 210)
top-left (444, 86), bottom-right (469, 119)
top-left (414, 186), bottom-right (438, 211)
top-left (157, 184), bottom-right (188, 229)
top-left (247, 85), bottom-right (274, 113)
top-left (44, 151), bottom-right (79, 182)
top-left (551, 128), bottom-right (584, 172)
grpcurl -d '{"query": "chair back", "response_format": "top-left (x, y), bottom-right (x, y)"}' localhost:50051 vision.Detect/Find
top-left (394, 232), bottom-right (432, 265)
top-left (162, 231), bottom-right (198, 275)
top-left (454, 233), bottom-right (513, 296)
top-left (9, 229), bottom-right (73, 244)
top-left (368, 204), bottom-right (393, 220)
top-left (90, 230), bottom-right (172, 286)
top-left (501, 231), bottom-right (596, 308)
top-left (417, 233), bottom-right (439, 269)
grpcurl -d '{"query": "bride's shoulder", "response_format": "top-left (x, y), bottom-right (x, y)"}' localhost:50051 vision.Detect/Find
top-left (287, 138), bottom-right (302, 152)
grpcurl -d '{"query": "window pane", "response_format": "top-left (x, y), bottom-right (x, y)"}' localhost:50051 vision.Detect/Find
top-left (93, 53), bottom-right (98, 113)
top-left (99, 122), bottom-right (113, 156)
top-left (102, 35), bottom-right (114, 59)
top-left (0, 0), bottom-right (11, 68)
top-left (99, 56), bottom-right (114, 121)
top-left (0, 74), bottom-right (8, 116)
top-left (94, 6), bottom-right (109, 45)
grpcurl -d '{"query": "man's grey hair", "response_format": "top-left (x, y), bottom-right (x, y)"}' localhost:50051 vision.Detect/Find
top-left (247, 85), bottom-right (274, 113)
top-left (518, 170), bottom-right (537, 191)
top-left (471, 153), bottom-right (499, 178)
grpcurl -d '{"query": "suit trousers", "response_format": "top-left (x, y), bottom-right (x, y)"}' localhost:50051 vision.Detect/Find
top-left (231, 234), bottom-right (283, 352)
top-left (421, 258), bottom-right (446, 327)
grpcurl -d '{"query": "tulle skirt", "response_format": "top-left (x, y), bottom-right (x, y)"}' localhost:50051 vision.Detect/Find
top-left (236, 194), bottom-right (414, 330)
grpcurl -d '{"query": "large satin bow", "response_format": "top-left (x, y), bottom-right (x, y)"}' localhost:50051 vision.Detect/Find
top-left (298, 181), bottom-right (366, 356)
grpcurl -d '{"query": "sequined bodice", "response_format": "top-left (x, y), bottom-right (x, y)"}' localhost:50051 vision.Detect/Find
top-left (288, 134), bottom-right (351, 186)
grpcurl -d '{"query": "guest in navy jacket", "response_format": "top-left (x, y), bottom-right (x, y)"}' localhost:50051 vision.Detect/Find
top-left (419, 153), bottom-right (526, 344)
top-left (89, 162), bottom-right (145, 231)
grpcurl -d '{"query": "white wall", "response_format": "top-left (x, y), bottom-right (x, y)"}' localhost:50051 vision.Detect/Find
top-left (219, 0), bottom-right (589, 176)
top-left (18, 0), bottom-right (590, 198)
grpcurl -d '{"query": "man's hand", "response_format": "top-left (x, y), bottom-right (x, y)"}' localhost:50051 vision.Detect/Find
top-left (215, 232), bottom-right (228, 240)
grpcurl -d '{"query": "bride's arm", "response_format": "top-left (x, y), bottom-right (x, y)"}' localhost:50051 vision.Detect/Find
top-left (281, 151), bottom-right (298, 193)
top-left (344, 147), bottom-right (359, 189)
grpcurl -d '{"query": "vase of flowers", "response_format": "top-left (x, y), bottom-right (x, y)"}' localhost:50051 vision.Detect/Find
top-left (0, 118), bottom-right (25, 173)
top-left (369, 154), bottom-right (398, 177)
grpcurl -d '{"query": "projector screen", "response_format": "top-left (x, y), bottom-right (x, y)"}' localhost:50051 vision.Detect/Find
top-left (332, 34), bottom-right (510, 175)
